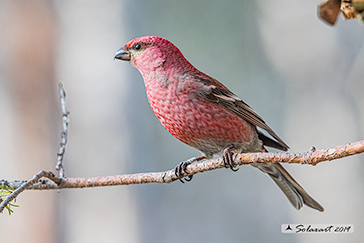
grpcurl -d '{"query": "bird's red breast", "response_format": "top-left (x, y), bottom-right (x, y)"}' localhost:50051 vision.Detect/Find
top-left (143, 70), bottom-right (260, 156)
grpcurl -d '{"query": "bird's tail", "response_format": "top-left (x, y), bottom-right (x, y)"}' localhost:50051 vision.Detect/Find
top-left (253, 163), bottom-right (324, 212)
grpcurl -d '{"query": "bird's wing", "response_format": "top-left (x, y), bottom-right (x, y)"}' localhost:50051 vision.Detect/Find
top-left (194, 74), bottom-right (289, 151)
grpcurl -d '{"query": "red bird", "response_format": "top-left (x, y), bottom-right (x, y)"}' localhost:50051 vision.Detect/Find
top-left (115, 36), bottom-right (324, 212)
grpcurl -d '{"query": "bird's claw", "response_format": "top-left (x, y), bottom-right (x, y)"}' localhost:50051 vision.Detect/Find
top-left (223, 147), bottom-right (239, 172)
top-left (174, 157), bottom-right (196, 183)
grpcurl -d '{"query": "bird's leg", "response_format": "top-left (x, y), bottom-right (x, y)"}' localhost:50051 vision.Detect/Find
top-left (223, 146), bottom-right (239, 172)
top-left (174, 156), bottom-right (205, 183)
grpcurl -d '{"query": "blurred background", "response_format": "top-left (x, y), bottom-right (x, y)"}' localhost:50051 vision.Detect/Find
top-left (0, 0), bottom-right (363, 242)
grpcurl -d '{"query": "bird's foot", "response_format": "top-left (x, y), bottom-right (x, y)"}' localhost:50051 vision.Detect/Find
top-left (223, 146), bottom-right (239, 172)
top-left (174, 157), bottom-right (197, 183)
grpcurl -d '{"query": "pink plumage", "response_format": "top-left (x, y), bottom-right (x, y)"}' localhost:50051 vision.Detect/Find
top-left (144, 63), bottom-right (258, 156)
top-left (115, 36), bottom-right (324, 212)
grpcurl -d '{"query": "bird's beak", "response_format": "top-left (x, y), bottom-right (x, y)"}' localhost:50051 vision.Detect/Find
top-left (114, 48), bottom-right (131, 61)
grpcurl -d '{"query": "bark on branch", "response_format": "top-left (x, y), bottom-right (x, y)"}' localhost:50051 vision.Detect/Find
top-left (1, 140), bottom-right (363, 192)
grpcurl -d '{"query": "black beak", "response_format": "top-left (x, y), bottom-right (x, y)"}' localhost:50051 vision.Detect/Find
top-left (114, 49), bottom-right (131, 61)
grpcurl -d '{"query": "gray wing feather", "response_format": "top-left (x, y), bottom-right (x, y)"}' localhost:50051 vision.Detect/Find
top-left (199, 85), bottom-right (289, 151)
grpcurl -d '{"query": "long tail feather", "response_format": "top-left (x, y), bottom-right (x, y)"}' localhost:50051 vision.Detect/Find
top-left (253, 163), bottom-right (324, 212)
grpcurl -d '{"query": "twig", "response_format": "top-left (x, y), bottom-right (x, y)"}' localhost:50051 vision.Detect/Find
top-left (1, 140), bottom-right (363, 191)
top-left (0, 171), bottom-right (61, 213)
top-left (0, 83), bottom-right (68, 213)
top-left (55, 82), bottom-right (69, 178)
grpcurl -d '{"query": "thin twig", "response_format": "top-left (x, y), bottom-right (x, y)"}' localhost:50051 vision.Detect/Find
top-left (1, 140), bottom-right (363, 191)
top-left (0, 171), bottom-right (61, 213)
top-left (55, 82), bottom-right (69, 178)
top-left (0, 83), bottom-right (69, 213)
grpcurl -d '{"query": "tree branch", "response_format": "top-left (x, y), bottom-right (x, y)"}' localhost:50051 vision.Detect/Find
top-left (0, 171), bottom-right (60, 213)
top-left (55, 83), bottom-right (69, 178)
top-left (1, 140), bottom-right (363, 192)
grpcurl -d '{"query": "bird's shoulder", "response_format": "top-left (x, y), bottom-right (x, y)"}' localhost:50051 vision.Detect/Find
top-left (180, 71), bottom-right (289, 151)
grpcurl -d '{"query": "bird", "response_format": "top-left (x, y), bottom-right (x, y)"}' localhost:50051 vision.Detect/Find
top-left (114, 36), bottom-right (324, 212)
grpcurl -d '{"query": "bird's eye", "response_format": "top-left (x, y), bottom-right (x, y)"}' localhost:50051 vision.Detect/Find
top-left (134, 43), bottom-right (142, 50)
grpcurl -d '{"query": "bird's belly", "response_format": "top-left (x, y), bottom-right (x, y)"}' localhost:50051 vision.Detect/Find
top-left (147, 87), bottom-right (261, 156)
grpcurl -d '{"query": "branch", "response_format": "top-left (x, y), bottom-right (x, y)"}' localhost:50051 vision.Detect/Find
top-left (0, 82), bottom-right (68, 214)
top-left (1, 140), bottom-right (363, 192)
top-left (55, 83), bottom-right (69, 178)
top-left (0, 171), bottom-right (60, 213)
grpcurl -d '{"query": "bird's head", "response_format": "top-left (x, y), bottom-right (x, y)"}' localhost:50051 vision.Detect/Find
top-left (114, 36), bottom-right (191, 73)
